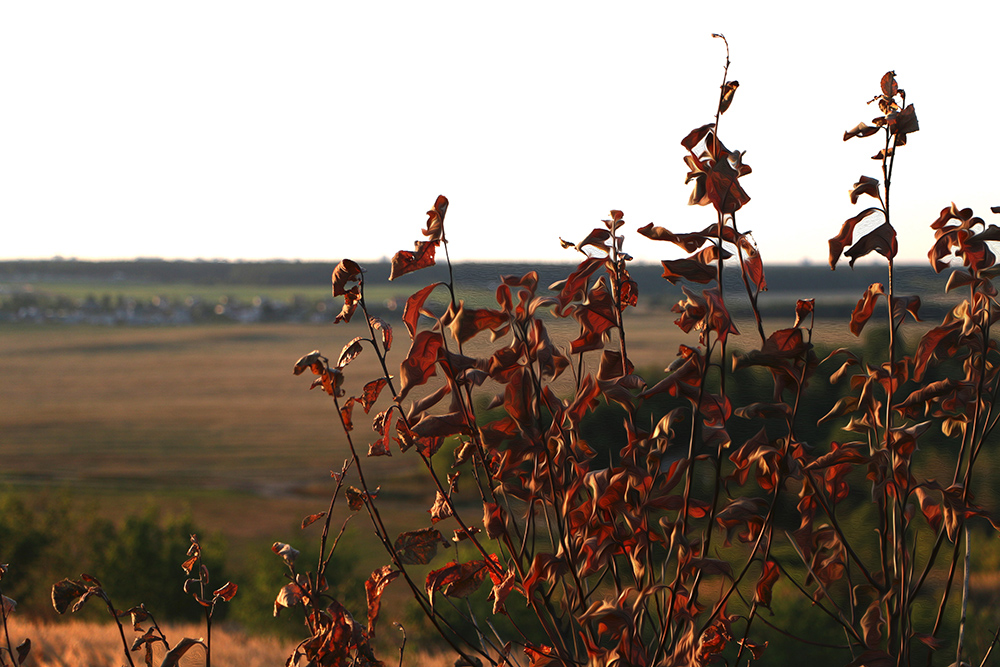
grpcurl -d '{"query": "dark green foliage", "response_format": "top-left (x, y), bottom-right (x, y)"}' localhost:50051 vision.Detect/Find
top-left (0, 492), bottom-right (222, 622)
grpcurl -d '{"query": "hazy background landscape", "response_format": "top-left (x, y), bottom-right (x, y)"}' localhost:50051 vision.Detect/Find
top-left (7, 252), bottom-right (1000, 667)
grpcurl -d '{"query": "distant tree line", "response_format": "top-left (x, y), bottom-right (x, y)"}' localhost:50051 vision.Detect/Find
top-left (0, 259), bottom-right (957, 322)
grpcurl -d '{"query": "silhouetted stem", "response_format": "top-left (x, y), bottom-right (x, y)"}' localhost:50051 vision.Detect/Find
top-left (101, 591), bottom-right (136, 667)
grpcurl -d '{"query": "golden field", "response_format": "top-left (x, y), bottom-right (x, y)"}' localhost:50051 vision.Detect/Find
top-left (1, 618), bottom-right (451, 666)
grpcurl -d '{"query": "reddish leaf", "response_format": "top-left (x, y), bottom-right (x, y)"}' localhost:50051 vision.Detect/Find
top-left (271, 542), bottom-right (299, 567)
top-left (180, 555), bottom-right (198, 575)
top-left (394, 528), bottom-right (445, 565)
top-left (569, 281), bottom-right (619, 352)
top-left (719, 80), bottom-right (739, 114)
top-left (681, 122), bottom-right (716, 151)
top-left (880, 71), bottom-right (898, 98)
top-left (411, 411), bottom-right (473, 440)
top-left (845, 221), bottom-right (897, 266)
top-left (358, 378), bottom-right (388, 414)
top-left (844, 122), bottom-right (880, 141)
top-left (428, 491), bottom-right (453, 523)
top-left (571, 227), bottom-right (612, 253)
top-left (426, 558), bottom-right (494, 606)
top-left (794, 299), bottom-right (815, 328)
top-left (395, 419), bottom-right (417, 453)
top-left (672, 286), bottom-right (739, 345)
top-left (849, 283), bottom-right (885, 337)
top-left (365, 565), bottom-right (401, 637)
top-left (805, 441), bottom-right (869, 470)
top-left (892, 103), bottom-right (919, 138)
top-left (405, 384), bottom-right (452, 422)
top-left (636, 223), bottom-right (711, 253)
top-left (345, 486), bottom-right (365, 511)
top-left (483, 502), bottom-right (506, 539)
top-left (489, 566), bottom-right (518, 615)
top-left (331, 260), bottom-right (362, 296)
top-left (892, 294), bottom-right (921, 324)
top-left (337, 336), bottom-right (364, 368)
top-left (213, 582), bottom-right (238, 602)
top-left (716, 497), bottom-right (768, 545)
top-left (754, 560), bottom-right (780, 608)
top-left (301, 512), bottom-right (327, 529)
top-left (896, 379), bottom-right (960, 419)
top-left (738, 234), bottom-right (766, 292)
top-left (551, 256), bottom-right (604, 311)
top-left (448, 301), bottom-right (508, 344)
top-left (390, 240), bottom-right (438, 281)
top-left (861, 600), bottom-right (884, 649)
top-left (736, 638), bottom-right (768, 660)
top-left (339, 398), bottom-right (355, 432)
top-left (423, 195), bottom-right (449, 242)
top-left (402, 282), bottom-right (445, 339)
top-left (369, 315), bottom-right (392, 351)
top-left (273, 581), bottom-right (305, 617)
top-left (849, 175), bottom-right (880, 205)
top-left (51, 579), bottom-right (88, 614)
top-left (331, 259), bottom-right (363, 323)
top-left (660, 257), bottom-right (718, 285)
top-left (368, 409), bottom-right (394, 457)
top-left (829, 207), bottom-right (882, 269)
top-left (732, 327), bottom-right (809, 371)
top-left (398, 330), bottom-right (444, 401)
top-left (293, 350), bottom-right (328, 377)
top-left (160, 638), bottom-right (205, 667)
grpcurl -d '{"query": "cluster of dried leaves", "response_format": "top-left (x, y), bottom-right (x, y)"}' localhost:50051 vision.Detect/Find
top-left (284, 51), bottom-right (1000, 667)
top-left (45, 535), bottom-right (235, 667)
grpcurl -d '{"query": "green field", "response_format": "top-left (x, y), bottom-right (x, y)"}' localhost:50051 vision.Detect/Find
top-left (0, 309), bottom-right (868, 541)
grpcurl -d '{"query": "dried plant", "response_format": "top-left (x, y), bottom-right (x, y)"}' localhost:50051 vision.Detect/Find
top-left (50, 535), bottom-right (235, 667)
top-left (291, 36), bottom-right (1000, 667)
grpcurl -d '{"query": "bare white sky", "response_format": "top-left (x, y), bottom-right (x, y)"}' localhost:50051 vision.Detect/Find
top-left (0, 2), bottom-right (996, 265)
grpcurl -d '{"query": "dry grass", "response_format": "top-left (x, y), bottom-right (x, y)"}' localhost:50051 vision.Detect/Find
top-left (2, 618), bottom-right (453, 667)
top-left (6, 618), bottom-right (293, 667)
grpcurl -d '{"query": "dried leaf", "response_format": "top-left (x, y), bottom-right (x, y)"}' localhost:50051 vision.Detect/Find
top-left (849, 283), bottom-right (885, 337)
top-left (390, 240), bottom-right (438, 281)
top-left (849, 175), bottom-right (880, 205)
top-left (429, 491), bottom-right (453, 523)
top-left (719, 80), bottom-right (739, 114)
top-left (337, 336), bottom-right (365, 368)
top-left (358, 378), bottom-right (388, 413)
top-left (213, 582), bottom-right (238, 602)
top-left (844, 122), bottom-right (880, 141)
top-left (398, 330), bottom-right (444, 401)
top-left (370, 316), bottom-right (393, 351)
top-left (754, 560), bottom-right (780, 608)
top-left (423, 195), bottom-right (449, 242)
top-left (794, 299), bottom-right (815, 328)
top-left (51, 579), bottom-right (88, 614)
top-left (394, 528), bottom-right (445, 565)
top-left (829, 207), bottom-right (882, 269)
top-left (160, 637), bottom-right (205, 667)
top-left (15, 638), bottom-right (30, 665)
top-left (365, 565), bottom-right (401, 637)
top-left (845, 221), bottom-right (897, 266)
top-left (301, 512), bottom-right (326, 529)
top-left (271, 542), bottom-right (299, 568)
top-left (402, 282), bottom-right (445, 339)
top-left (273, 582), bottom-right (305, 617)
top-left (425, 558), bottom-right (492, 606)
